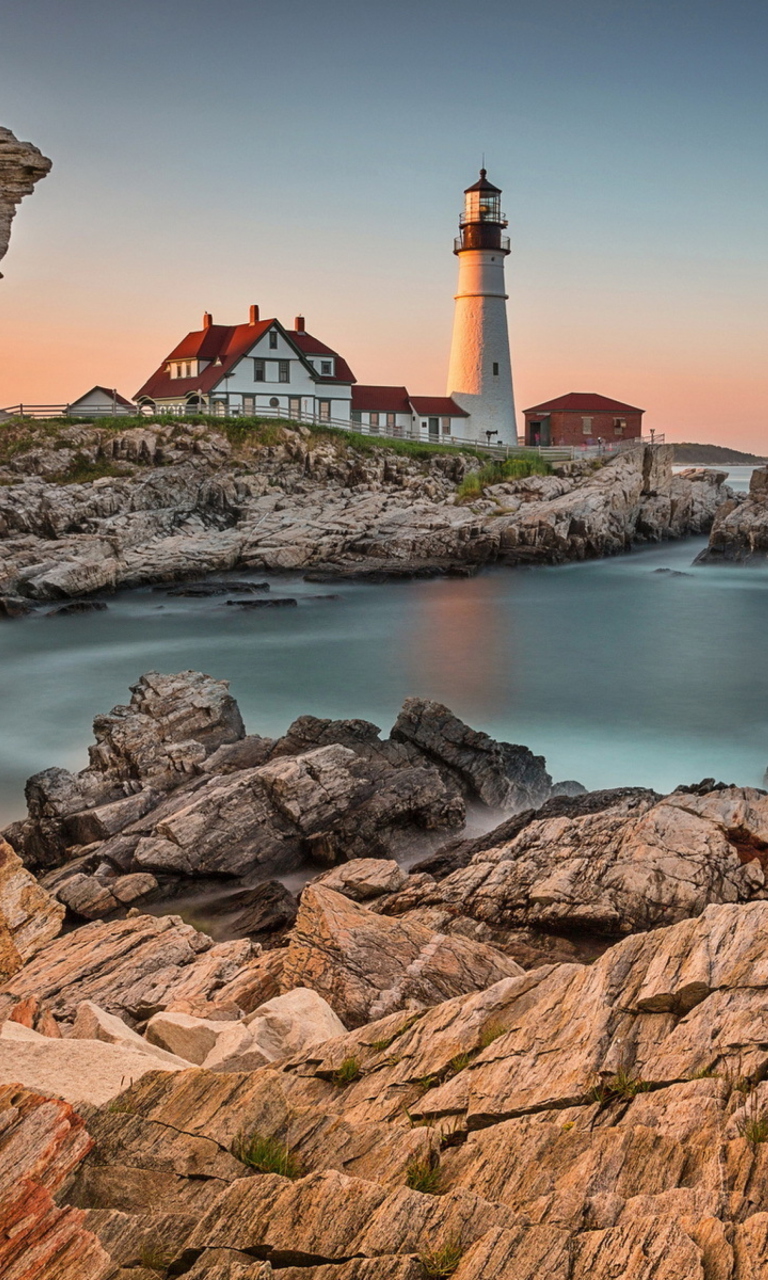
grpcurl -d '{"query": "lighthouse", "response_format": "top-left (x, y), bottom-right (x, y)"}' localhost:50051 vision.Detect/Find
top-left (446, 170), bottom-right (516, 445)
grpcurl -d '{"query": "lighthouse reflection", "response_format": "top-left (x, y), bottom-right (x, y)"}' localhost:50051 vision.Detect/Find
top-left (405, 574), bottom-right (516, 718)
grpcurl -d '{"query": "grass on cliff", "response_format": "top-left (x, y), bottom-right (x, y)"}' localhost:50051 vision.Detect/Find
top-left (232, 1131), bottom-right (304, 1179)
top-left (456, 453), bottom-right (551, 502)
top-left (406, 1156), bottom-right (443, 1195)
top-left (0, 412), bottom-right (494, 468)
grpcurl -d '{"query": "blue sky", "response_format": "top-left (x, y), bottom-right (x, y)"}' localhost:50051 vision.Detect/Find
top-left (1, 0), bottom-right (766, 446)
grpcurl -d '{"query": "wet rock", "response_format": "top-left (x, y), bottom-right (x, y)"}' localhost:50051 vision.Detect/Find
top-left (164, 580), bottom-right (270, 596)
top-left (46, 599), bottom-right (108, 615)
top-left (226, 880), bottom-right (299, 937)
top-left (696, 465), bottom-right (768, 563)
top-left (226, 596), bottom-right (298, 608)
top-left (391, 696), bottom-right (554, 810)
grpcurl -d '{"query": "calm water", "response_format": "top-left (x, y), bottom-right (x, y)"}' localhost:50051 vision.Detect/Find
top-left (1, 466), bottom-right (765, 826)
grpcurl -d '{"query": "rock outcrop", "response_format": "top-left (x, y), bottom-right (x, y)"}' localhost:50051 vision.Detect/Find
top-left (0, 424), bottom-right (735, 607)
top-left (0, 126), bottom-right (51, 274)
top-left (4, 900), bottom-right (767, 1279)
top-left (696, 464), bottom-right (768, 563)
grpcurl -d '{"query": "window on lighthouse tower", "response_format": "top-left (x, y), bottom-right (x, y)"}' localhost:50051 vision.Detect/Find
top-left (465, 189), bottom-right (501, 222)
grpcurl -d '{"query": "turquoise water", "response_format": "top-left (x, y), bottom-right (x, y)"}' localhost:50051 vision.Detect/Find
top-left (1, 524), bottom-right (767, 826)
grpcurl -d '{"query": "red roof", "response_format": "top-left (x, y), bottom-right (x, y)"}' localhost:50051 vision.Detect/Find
top-left (410, 396), bottom-right (469, 417)
top-left (289, 330), bottom-right (356, 385)
top-left (352, 385), bottom-right (412, 415)
top-left (136, 319), bottom-right (354, 402)
top-left (523, 392), bottom-right (644, 415)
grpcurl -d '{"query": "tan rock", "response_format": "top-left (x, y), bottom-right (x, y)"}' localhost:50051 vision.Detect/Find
top-left (0, 837), bottom-right (64, 967)
top-left (280, 884), bottom-right (522, 1025)
top-left (71, 999), bottom-right (192, 1066)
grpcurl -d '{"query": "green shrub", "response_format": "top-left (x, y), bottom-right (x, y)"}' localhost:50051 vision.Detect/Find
top-left (405, 1157), bottom-right (443, 1195)
top-left (419, 1234), bottom-right (464, 1277)
top-left (591, 1067), bottom-right (651, 1103)
top-left (332, 1055), bottom-right (362, 1086)
top-left (50, 453), bottom-right (132, 485)
top-left (455, 453), bottom-right (551, 501)
top-left (478, 1022), bottom-right (507, 1049)
top-left (232, 1131), bottom-right (304, 1179)
top-left (448, 1053), bottom-right (472, 1075)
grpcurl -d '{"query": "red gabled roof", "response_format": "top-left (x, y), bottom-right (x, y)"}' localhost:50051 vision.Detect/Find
top-left (352, 385), bottom-right (412, 415)
top-left (523, 392), bottom-right (644, 415)
top-left (71, 386), bottom-right (134, 408)
top-left (289, 330), bottom-right (356, 384)
top-left (136, 318), bottom-right (355, 402)
top-left (410, 396), bottom-right (469, 417)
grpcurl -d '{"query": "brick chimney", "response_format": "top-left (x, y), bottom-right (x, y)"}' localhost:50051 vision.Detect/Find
top-left (294, 315), bottom-right (305, 332)
top-left (249, 304), bottom-right (260, 325)
top-left (203, 311), bottom-right (213, 329)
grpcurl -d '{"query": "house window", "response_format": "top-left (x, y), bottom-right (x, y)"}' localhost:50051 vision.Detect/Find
top-left (318, 400), bottom-right (331, 422)
top-left (421, 421), bottom-right (427, 430)
top-left (253, 359), bottom-right (265, 382)
top-left (278, 360), bottom-right (290, 383)
top-left (321, 360), bottom-right (332, 376)
top-left (369, 412), bottom-right (379, 427)
top-left (350, 409), bottom-right (362, 423)
top-left (185, 363), bottom-right (192, 378)
top-left (441, 417), bottom-right (451, 434)
top-left (386, 413), bottom-right (396, 428)
top-left (614, 418), bottom-right (626, 435)
top-left (269, 330), bottom-right (278, 349)
top-left (492, 362), bottom-right (499, 376)
top-left (582, 417), bottom-right (593, 435)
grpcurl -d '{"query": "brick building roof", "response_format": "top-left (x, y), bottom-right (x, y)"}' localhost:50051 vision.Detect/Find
top-left (523, 392), bottom-right (644, 415)
top-left (410, 396), bottom-right (469, 417)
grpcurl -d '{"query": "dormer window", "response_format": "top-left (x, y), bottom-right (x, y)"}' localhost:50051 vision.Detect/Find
top-left (321, 360), bottom-right (332, 376)
top-left (269, 330), bottom-right (278, 349)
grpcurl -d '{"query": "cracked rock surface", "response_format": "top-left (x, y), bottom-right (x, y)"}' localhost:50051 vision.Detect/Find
top-left (0, 125), bottom-right (51, 275)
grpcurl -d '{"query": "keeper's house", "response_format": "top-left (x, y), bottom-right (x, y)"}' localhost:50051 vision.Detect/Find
top-left (135, 308), bottom-right (356, 422)
top-left (135, 307), bottom-right (472, 440)
top-left (523, 392), bottom-right (644, 447)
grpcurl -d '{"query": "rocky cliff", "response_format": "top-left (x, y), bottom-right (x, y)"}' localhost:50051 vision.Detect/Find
top-left (697, 465), bottom-right (768, 564)
top-left (0, 126), bottom-right (51, 274)
top-left (0, 422), bottom-right (735, 611)
top-left (4, 674), bottom-right (768, 1277)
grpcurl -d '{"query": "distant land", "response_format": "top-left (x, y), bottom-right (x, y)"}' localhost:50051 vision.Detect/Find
top-left (672, 442), bottom-right (767, 466)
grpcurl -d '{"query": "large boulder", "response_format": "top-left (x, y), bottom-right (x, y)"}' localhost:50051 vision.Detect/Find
top-left (391, 697), bottom-right (554, 810)
top-left (432, 784), bottom-right (768, 936)
top-left (278, 884), bottom-right (522, 1026)
top-left (696, 465), bottom-right (768, 563)
top-left (0, 1020), bottom-right (187, 1104)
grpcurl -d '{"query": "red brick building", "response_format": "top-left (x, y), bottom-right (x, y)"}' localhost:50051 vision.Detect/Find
top-left (523, 392), bottom-right (644, 447)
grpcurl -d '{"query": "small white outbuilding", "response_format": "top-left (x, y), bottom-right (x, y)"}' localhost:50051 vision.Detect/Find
top-left (68, 386), bottom-right (135, 418)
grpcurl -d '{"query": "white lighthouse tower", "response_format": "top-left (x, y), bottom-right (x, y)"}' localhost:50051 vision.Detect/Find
top-left (446, 169), bottom-right (516, 445)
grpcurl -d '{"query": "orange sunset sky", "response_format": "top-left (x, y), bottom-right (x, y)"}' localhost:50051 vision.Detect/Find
top-left (1, 0), bottom-right (766, 452)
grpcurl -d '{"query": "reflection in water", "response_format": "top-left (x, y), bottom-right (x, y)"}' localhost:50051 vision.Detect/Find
top-left (407, 575), bottom-right (515, 717)
top-left (2, 534), bottom-right (768, 824)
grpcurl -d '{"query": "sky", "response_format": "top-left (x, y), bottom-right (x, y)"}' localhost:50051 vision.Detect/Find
top-left (0, 0), bottom-right (766, 449)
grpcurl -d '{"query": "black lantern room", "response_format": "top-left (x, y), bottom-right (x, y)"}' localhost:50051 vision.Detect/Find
top-left (455, 169), bottom-right (510, 253)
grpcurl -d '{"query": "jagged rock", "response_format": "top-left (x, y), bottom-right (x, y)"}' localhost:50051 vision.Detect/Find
top-left (430, 784), bottom-right (768, 936)
top-left (278, 884), bottom-right (522, 1025)
top-left (54, 872), bottom-right (120, 919)
top-left (0, 1021), bottom-right (187, 1104)
top-left (315, 857), bottom-right (408, 900)
top-left (0, 126), bottom-right (51, 274)
top-left (240, 987), bottom-right (346, 1057)
top-left (696, 465), bottom-right (768, 563)
top-left (3, 670), bottom-right (244, 870)
top-left (0, 1083), bottom-right (110, 1280)
top-left (225, 880), bottom-right (299, 937)
top-left (70, 999), bottom-right (191, 1066)
top-left (391, 696), bottom-right (554, 810)
top-left (1, 911), bottom-right (261, 1024)
top-left (0, 837), bottom-right (64, 975)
